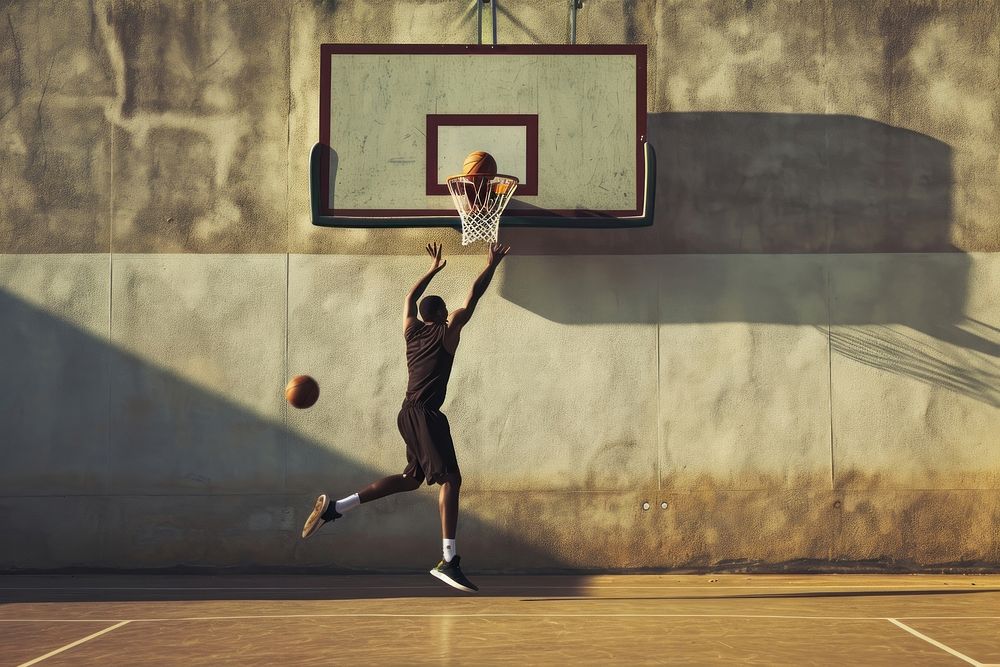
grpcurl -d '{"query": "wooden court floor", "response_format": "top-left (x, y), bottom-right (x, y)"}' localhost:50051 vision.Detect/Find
top-left (2, 574), bottom-right (999, 666)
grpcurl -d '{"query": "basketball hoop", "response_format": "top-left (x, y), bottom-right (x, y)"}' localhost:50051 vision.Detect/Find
top-left (446, 174), bottom-right (519, 245)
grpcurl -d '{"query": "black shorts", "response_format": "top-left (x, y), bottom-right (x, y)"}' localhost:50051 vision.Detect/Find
top-left (398, 401), bottom-right (460, 486)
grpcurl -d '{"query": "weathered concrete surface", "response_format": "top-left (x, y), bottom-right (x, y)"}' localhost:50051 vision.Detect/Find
top-left (658, 0), bottom-right (825, 114)
top-left (0, 0), bottom-right (998, 572)
top-left (105, 0), bottom-right (291, 252)
top-left (2, 484), bottom-right (998, 570)
top-left (284, 252), bottom-right (414, 490)
top-left (109, 254), bottom-right (287, 493)
top-left (5, 251), bottom-right (995, 570)
top-left (658, 256), bottom-right (832, 490)
top-left (1, 0), bottom-right (997, 254)
top-left (848, 0), bottom-right (1000, 252)
top-left (288, 254), bottom-right (659, 492)
top-left (0, 254), bottom-right (110, 493)
top-left (835, 486), bottom-right (1000, 565)
top-left (0, 1), bottom-right (289, 253)
top-left (0, 1), bottom-right (114, 252)
top-left (0, 496), bottom-right (112, 569)
top-left (830, 254), bottom-right (1000, 490)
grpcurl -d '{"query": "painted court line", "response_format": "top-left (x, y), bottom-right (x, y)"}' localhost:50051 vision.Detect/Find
top-left (887, 618), bottom-right (987, 667)
top-left (16, 620), bottom-right (131, 667)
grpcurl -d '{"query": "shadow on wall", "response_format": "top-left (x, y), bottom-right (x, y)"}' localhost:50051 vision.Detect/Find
top-left (652, 112), bottom-right (952, 253)
top-left (504, 112), bottom-right (954, 254)
top-left (0, 290), bottom-right (566, 573)
top-left (826, 324), bottom-right (999, 408)
top-left (1, 286), bottom-right (996, 570)
top-left (500, 113), bottom-right (999, 405)
top-left (499, 253), bottom-right (997, 405)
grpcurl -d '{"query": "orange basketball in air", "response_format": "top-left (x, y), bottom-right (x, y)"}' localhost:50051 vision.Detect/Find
top-left (463, 151), bottom-right (497, 178)
top-left (285, 375), bottom-right (320, 409)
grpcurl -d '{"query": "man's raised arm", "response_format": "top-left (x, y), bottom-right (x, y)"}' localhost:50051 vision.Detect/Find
top-left (449, 242), bottom-right (510, 330)
top-left (404, 242), bottom-right (447, 331)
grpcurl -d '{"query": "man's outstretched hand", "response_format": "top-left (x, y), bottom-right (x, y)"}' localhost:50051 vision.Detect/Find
top-left (487, 242), bottom-right (510, 267)
top-left (426, 242), bottom-right (447, 274)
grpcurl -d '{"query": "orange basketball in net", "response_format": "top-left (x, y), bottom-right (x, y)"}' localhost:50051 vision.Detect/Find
top-left (463, 151), bottom-right (498, 178)
top-left (285, 375), bottom-right (320, 409)
top-left (462, 151), bottom-right (497, 207)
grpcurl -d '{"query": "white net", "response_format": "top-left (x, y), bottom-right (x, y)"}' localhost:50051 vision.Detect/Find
top-left (446, 175), bottom-right (519, 245)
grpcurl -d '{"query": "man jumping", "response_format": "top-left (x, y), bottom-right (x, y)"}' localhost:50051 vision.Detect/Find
top-left (301, 241), bottom-right (511, 593)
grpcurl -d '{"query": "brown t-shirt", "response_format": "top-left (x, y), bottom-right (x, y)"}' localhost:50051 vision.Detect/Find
top-left (403, 321), bottom-right (455, 410)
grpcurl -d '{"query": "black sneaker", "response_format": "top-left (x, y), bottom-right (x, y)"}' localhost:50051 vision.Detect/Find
top-left (301, 494), bottom-right (341, 539)
top-left (430, 555), bottom-right (479, 592)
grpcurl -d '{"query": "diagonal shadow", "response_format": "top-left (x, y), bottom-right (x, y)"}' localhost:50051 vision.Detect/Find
top-left (827, 325), bottom-right (999, 407)
top-left (0, 288), bottom-right (575, 582)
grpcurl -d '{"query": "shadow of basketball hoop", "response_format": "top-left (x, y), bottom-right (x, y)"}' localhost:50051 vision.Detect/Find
top-left (498, 112), bottom-right (998, 405)
top-left (502, 112), bottom-right (954, 253)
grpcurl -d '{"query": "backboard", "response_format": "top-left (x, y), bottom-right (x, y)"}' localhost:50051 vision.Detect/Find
top-left (312, 44), bottom-right (653, 228)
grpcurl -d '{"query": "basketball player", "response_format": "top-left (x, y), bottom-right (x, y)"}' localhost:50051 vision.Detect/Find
top-left (301, 241), bottom-right (511, 593)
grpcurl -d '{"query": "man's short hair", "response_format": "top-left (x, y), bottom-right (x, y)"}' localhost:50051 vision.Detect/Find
top-left (419, 295), bottom-right (446, 321)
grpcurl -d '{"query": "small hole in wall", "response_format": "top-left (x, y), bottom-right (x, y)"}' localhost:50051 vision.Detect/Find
top-left (833, 500), bottom-right (842, 509)
top-left (641, 502), bottom-right (650, 511)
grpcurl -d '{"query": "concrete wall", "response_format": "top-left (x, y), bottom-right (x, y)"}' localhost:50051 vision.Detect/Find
top-left (0, 0), bottom-right (997, 571)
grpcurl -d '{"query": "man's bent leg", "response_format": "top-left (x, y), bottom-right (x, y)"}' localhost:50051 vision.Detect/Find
top-left (358, 473), bottom-right (422, 504)
top-left (303, 474), bottom-right (421, 539)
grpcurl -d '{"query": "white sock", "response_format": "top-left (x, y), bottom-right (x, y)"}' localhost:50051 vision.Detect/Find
top-left (334, 493), bottom-right (360, 514)
top-left (443, 538), bottom-right (457, 562)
